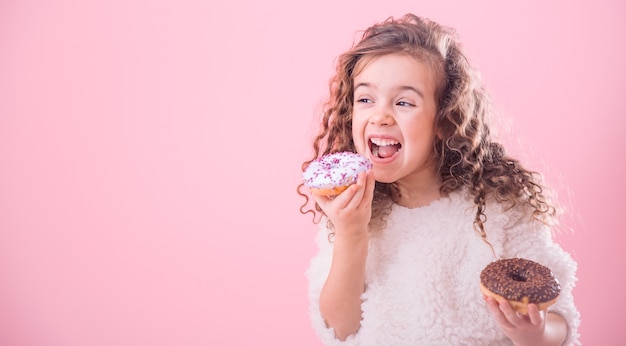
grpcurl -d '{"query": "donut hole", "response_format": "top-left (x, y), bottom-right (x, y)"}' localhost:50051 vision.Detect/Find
top-left (510, 272), bottom-right (528, 282)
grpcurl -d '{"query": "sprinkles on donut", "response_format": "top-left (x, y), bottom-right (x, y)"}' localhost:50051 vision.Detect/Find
top-left (303, 152), bottom-right (372, 196)
top-left (480, 258), bottom-right (561, 314)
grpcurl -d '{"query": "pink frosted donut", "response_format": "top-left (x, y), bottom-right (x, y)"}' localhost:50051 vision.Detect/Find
top-left (303, 152), bottom-right (372, 196)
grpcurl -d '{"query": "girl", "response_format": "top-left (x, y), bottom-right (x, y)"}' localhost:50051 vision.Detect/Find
top-left (299, 14), bottom-right (580, 345)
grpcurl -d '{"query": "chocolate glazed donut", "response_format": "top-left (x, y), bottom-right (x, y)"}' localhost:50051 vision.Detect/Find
top-left (480, 258), bottom-right (561, 314)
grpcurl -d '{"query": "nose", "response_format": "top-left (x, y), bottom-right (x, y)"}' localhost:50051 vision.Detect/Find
top-left (369, 104), bottom-right (395, 126)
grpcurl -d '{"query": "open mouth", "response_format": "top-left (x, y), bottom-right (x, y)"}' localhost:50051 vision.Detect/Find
top-left (369, 138), bottom-right (401, 158)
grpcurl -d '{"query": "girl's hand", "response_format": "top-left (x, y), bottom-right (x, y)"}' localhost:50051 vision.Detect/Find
top-left (310, 170), bottom-right (375, 237)
top-left (484, 296), bottom-right (548, 346)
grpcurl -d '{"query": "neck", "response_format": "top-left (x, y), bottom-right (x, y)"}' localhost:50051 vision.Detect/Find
top-left (394, 171), bottom-right (443, 208)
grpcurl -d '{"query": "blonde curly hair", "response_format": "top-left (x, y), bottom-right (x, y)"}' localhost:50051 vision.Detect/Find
top-left (299, 14), bottom-right (557, 243)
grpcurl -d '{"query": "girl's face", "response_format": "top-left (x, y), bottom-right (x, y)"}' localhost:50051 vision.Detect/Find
top-left (352, 53), bottom-right (439, 186)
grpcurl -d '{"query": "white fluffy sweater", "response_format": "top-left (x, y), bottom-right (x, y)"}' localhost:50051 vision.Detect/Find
top-left (306, 190), bottom-right (580, 345)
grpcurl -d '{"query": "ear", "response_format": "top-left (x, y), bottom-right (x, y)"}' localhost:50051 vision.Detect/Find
top-left (433, 111), bottom-right (445, 140)
top-left (436, 128), bottom-right (443, 140)
top-left (434, 120), bottom-right (444, 140)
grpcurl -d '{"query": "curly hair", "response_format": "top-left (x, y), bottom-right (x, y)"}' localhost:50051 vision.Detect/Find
top-left (298, 14), bottom-right (557, 243)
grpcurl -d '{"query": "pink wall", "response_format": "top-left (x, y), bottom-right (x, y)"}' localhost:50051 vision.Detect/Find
top-left (1, 0), bottom-right (624, 345)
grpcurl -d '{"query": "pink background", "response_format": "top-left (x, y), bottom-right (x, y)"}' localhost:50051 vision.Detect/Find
top-left (1, 0), bottom-right (624, 345)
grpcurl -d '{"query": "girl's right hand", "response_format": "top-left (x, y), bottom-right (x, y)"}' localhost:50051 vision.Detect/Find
top-left (311, 170), bottom-right (375, 237)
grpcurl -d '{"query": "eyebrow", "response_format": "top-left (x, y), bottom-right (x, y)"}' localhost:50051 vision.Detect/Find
top-left (354, 82), bottom-right (424, 99)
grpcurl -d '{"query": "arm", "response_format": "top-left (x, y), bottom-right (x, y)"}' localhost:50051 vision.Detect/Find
top-left (312, 171), bottom-right (375, 340)
top-left (319, 232), bottom-right (368, 340)
top-left (543, 312), bottom-right (568, 346)
top-left (488, 206), bottom-right (580, 345)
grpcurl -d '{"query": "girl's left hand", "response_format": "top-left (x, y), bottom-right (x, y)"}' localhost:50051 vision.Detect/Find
top-left (484, 296), bottom-right (546, 346)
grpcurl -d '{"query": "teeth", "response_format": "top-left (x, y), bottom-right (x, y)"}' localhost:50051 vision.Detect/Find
top-left (370, 138), bottom-right (399, 146)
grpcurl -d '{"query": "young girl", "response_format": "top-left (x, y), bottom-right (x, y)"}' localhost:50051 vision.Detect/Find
top-left (299, 14), bottom-right (580, 345)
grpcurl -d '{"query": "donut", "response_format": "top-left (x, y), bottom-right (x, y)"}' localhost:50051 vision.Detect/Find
top-left (303, 152), bottom-right (372, 196)
top-left (479, 258), bottom-right (561, 314)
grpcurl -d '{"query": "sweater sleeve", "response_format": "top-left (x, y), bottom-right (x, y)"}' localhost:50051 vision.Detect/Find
top-left (305, 222), bottom-right (363, 346)
top-left (500, 212), bottom-right (581, 346)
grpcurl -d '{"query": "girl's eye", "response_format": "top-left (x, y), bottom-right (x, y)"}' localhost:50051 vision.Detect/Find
top-left (397, 101), bottom-right (415, 107)
top-left (356, 98), bottom-right (372, 104)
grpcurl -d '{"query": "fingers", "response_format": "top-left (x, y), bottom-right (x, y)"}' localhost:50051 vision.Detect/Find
top-left (343, 171), bottom-right (369, 209)
top-left (484, 296), bottom-right (515, 329)
top-left (485, 297), bottom-right (547, 345)
top-left (499, 299), bottom-right (521, 325)
top-left (309, 189), bottom-right (333, 208)
top-left (359, 170), bottom-right (376, 208)
top-left (526, 304), bottom-right (544, 326)
top-left (498, 301), bottom-right (545, 328)
top-left (485, 297), bottom-right (546, 329)
top-left (310, 171), bottom-right (373, 212)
